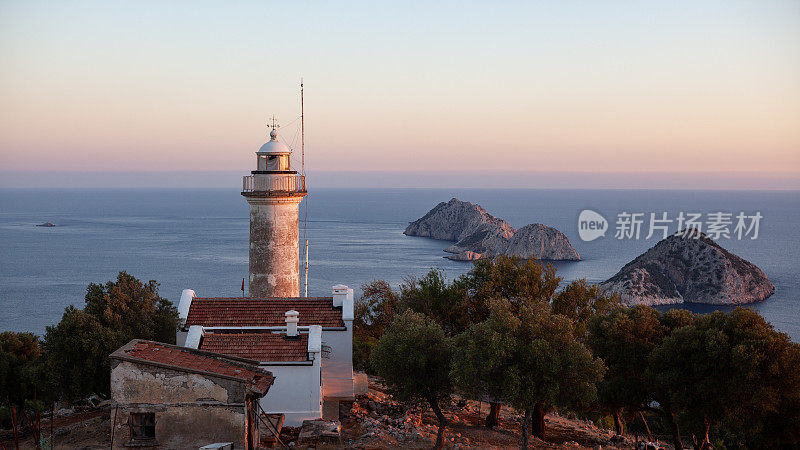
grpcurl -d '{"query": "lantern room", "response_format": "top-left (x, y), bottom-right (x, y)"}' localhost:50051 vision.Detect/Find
top-left (256, 126), bottom-right (292, 172)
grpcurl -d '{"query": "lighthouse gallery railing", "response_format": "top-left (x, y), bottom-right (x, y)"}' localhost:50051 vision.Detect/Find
top-left (242, 174), bottom-right (306, 193)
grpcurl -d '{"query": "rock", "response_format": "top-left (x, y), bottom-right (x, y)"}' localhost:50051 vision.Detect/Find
top-left (599, 231), bottom-right (774, 306)
top-left (354, 372), bottom-right (369, 396)
top-left (56, 407), bottom-right (75, 416)
top-left (298, 419), bottom-right (341, 443)
top-left (406, 198), bottom-right (580, 261)
top-left (367, 400), bottom-right (384, 414)
top-left (404, 198), bottom-right (514, 242)
top-left (444, 223), bottom-right (515, 255)
top-left (37, 222), bottom-right (56, 227)
top-left (505, 223), bottom-right (580, 261)
top-left (444, 250), bottom-right (484, 261)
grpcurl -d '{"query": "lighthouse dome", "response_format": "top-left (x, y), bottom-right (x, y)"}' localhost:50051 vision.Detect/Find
top-left (257, 128), bottom-right (291, 155)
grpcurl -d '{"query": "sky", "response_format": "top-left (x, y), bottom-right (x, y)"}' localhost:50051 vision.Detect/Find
top-left (0, 1), bottom-right (798, 188)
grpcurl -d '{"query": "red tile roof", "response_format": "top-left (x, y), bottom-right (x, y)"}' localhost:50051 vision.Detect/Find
top-left (185, 297), bottom-right (344, 328)
top-left (201, 333), bottom-right (310, 362)
top-left (110, 340), bottom-right (274, 394)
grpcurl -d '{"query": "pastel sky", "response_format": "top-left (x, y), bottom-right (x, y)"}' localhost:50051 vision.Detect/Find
top-left (1, 1), bottom-right (798, 182)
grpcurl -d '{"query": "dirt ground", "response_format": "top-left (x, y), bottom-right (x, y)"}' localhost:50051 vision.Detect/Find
top-left (1, 408), bottom-right (110, 450)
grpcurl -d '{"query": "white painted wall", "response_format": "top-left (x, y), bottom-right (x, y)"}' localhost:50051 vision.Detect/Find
top-left (321, 322), bottom-right (354, 400)
top-left (323, 286), bottom-right (355, 400)
top-left (259, 326), bottom-right (323, 426)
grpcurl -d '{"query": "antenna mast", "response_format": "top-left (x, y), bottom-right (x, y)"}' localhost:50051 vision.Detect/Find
top-left (301, 78), bottom-right (305, 176)
top-left (304, 240), bottom-right (309, 297)
top-left (301, 79), bottom-right (309, 297)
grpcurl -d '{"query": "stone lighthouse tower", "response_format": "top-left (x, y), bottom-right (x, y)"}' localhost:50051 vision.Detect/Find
top-left (242, 119), bottom-right (307, 298)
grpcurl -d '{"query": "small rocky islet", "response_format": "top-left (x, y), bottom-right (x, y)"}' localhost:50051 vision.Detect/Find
top-left (403, 198), bottom-right (580, 261)
top-left (599, 231), bottom-right (774, 306)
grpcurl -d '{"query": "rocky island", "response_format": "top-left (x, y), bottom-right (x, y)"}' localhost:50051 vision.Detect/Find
top-left (404, 198), bottom-right (580, 261)
top-left (600, 231), bottom-right (774, 306)
top-left (36, 222), bottom-right (56, 227)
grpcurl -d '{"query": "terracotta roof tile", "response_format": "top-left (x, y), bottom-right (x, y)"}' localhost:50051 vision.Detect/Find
top-left (111, 340), bottom-right (274, 394)
top-left (185, 297), bottom-right (344, 328)
top-left (201, 333), bottom-right (309, 362)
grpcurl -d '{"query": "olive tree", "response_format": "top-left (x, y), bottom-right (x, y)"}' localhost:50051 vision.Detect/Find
top-left (453, 300), bottom-right (604, 448)
top-left (370, 310), bottom-right (454, 449)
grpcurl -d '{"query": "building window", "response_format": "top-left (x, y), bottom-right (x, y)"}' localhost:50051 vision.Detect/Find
top-left (129, 412), bottom-right (156, 440)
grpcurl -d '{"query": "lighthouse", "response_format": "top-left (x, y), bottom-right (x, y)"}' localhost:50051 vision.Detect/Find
top-left (242, 118), bottom-right (307, 297)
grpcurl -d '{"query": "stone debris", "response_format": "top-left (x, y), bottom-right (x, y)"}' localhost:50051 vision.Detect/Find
top-left (333, 376), bottom-right (638, 449)
top-left (297, 419), bottom-right (341, 443)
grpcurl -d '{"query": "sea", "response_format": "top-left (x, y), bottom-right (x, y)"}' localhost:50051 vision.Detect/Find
top-left (1, 188), bottom-right (798, 341)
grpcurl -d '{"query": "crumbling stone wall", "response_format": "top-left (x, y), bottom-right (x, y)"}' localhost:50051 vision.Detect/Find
top-left (110, 360), bottom-right (250, 449)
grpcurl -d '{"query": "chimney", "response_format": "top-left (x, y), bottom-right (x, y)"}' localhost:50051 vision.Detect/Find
top-left (332, 284), bottom-right (349, 307)
top-left (308, 325), bottom-right (322, 354)
top-left (185, 325), bottom-right (203, 349)
top-left (333, 284), bottom-right (355, 321)
top-left (285, 310), bottom-right (299, 337)
top-left (177, 289), bottom-right (196, 324)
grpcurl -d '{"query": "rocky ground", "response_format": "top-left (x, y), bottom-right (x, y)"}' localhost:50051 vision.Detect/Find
top-left (289, 377), bottom-right (637, 449)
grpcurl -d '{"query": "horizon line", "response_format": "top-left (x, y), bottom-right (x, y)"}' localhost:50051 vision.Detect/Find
top-left (1, 170), bottom-right (799, 191)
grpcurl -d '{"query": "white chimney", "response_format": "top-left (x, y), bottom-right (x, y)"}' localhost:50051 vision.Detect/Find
top-left (332, 284), bottom-right (348, 307)
top-left (333, 285), bottom-right (355, 321)
top-left (285, 310), bottom-right (299, 337)
top-left (342, 287), bottom-right (354, 321)
top-left (177, 289), bottom-right (195, 323)
top-left (185, 325), bottom-right (204, 349)
top-left (308, 325), bottom-right (322, 354)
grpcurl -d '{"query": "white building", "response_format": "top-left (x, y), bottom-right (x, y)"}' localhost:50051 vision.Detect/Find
top-left (182, 316), bottom-right (325, 425)
top-left (177, 288), bottom-right (355, 426)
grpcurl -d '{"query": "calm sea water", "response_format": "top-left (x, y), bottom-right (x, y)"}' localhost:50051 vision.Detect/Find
top-left (1, 188), bottom-right (798, 340)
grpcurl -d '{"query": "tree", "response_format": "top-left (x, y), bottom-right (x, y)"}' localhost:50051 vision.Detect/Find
top-left (462, 255), bottom-right (563, 427)
top-left (370, 310), bottom-right (454, 449)
top-left (399, 270), bottom-right (476, 336)
top-left (0, 331), bottom-right (43, 426)
top-left (451, 307), bottom-right (516, 430)
top-left (454, 300), bottom-right (604, 448)
top-left (649, 308), bottom-right (800, 449)
top-left (588, 306), bottom-right (693, 448)
top-left (466, 255), bottom-right (561, 312)
top-left (43, 271), bottom-right (178, 400)
top-left (551, 279), bottom-right (619, 342)
top-left (354, 279), bottom-right (400, 371)
top-left (588, 305), bottom-right (666, 436)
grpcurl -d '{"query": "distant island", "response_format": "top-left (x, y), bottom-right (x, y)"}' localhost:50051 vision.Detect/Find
top-left (600, 231), bottom-right (774, 306)
top-left (36, 222), bottom-right (56, 227)
top-left (403, 198), bottom-right (580, 261)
